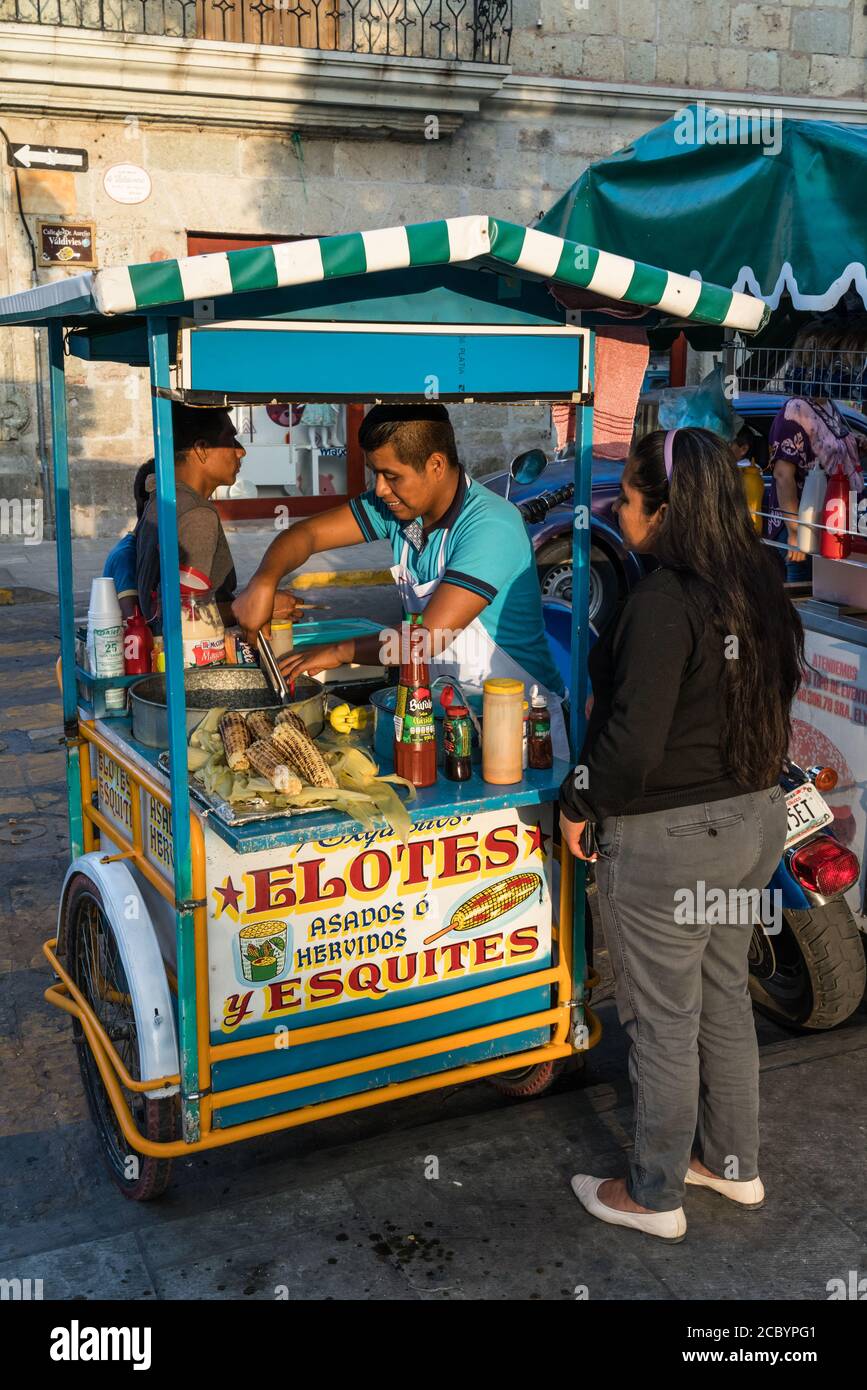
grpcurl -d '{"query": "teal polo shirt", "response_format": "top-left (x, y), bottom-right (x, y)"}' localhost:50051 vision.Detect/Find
top-left (349, 471), bottom-right (565, 696)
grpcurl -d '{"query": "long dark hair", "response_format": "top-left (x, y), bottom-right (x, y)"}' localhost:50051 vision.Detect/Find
top-left (630, 428), bottom-right (804, 788)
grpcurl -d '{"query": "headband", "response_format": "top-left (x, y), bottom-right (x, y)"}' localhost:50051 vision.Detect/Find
top-left (663, 428), bottom-right (679, 482)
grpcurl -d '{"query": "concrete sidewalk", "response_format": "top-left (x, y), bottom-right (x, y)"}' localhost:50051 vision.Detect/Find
top-left (0, 523), bottom-right (393, 606)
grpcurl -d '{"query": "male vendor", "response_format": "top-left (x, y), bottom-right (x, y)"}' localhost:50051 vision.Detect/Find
top-left (233, 403), bottom-right (568, 758)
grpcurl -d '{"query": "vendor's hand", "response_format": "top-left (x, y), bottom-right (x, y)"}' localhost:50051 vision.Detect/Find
top-left (232, 577), bottom-right (277, 643)
top-left (271, 590), bottom-right (303, 623)
top-left (279, 640), bottom-right (355, 682)
top-left (559, 811), bottom-right (596, 862)
top-left (786, 544), bottom-right (807, 564)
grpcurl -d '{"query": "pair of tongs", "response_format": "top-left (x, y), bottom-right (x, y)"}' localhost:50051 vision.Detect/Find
top-left (257, 630), bottom-right (295, 703)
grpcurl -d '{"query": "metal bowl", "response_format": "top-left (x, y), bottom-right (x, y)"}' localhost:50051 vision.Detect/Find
top-left (130, 667), bottom-right (325, 749)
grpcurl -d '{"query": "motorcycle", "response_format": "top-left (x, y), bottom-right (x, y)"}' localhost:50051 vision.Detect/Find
top-left (750, 759), bottom-right (864, 1031)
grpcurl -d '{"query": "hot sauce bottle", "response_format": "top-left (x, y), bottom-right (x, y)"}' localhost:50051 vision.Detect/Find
top-left (393, 615), bottom-right (437, 787)
top-left (443, 705), bottom-right (472, 781)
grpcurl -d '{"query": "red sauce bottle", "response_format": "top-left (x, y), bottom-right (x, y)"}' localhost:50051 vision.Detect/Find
top-left (123, 604), bottom-right (153, 675)
top-left (820, 466), bottom-right (851, 560)
top-left (393, 615), bottom-right (437, 787)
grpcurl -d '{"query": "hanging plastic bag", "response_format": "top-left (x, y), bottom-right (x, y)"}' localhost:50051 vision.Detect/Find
top-left (657, 362), bottom-right (742, 441)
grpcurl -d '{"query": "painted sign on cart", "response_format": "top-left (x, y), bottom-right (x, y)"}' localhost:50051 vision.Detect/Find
top-left (205, 806), bottom-right (554, 1034)
top-left (790, 625), bottom-right (867, 925)
top-left (95, 747), bottom-right (174, 881)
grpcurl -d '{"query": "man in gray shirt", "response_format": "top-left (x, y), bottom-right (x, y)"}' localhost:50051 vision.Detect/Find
top-left (136, 404), bottom-right (297, 634)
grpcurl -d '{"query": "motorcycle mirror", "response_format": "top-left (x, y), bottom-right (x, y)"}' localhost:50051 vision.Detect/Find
top-left (510, 449), bottom-right (548, 485)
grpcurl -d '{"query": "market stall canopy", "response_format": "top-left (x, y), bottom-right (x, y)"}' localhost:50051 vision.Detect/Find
top-left (538, 111), bottom-right (867, 313)
top-left (0, 214), bottom-right (767, 334)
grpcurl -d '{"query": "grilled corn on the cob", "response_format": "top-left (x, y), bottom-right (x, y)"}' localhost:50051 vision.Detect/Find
top-left (447, 872), bottom-right (542, 933)
top-left (272, 722), bottom-right (337, 787)
top-left (274, 708), bottom-right (308, 736)
top-left (218, 712), bottom-right (251, 771)
top-left (247, 740), bottom-right (303, 794)
top-left (245, 709), bottom-right (275, 742)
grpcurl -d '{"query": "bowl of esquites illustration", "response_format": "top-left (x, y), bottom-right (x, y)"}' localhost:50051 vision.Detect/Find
top-left (238, 920), bottom-right (288, 983)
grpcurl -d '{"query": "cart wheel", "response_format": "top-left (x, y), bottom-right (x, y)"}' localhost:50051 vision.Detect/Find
top-left (64, 873), bottom-right (178, 1201)
top-left (489, 1060), bottom-right (560, 1098)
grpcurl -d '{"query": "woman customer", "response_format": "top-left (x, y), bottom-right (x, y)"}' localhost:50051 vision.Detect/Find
top-left (560, 427), bottom-right (804, 1242)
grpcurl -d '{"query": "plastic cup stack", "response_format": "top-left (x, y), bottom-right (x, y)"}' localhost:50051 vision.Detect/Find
top-left (86, 577), bottom-right (126, 712)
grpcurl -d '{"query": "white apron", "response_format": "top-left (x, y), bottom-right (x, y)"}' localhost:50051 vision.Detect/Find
top-left (390, 523), bottom-right (570, 763)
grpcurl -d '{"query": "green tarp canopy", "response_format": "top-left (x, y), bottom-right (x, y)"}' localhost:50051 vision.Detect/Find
top-left (539, 110), bottom-right (867, 318)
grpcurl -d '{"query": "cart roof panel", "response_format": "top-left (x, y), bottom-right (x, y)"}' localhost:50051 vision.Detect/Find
top-left (0, 215), bottom-right (768, 335)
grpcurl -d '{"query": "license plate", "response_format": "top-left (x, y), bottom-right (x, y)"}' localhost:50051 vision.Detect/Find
top-left (785, 783), bottom-right (834, 849)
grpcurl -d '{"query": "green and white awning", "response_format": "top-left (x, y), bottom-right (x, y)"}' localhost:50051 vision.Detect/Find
top-left (0, 215), bottom-right (769, 333)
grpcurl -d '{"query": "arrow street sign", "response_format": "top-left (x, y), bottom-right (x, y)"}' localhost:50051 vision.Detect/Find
top-left (8, 144), bottom-right (88, 172)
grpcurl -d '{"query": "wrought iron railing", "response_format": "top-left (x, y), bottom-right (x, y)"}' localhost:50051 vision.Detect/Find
top-left (2, 0), bottom-right (512, 61)
top-left (732, 345), bottom-right (867, 406)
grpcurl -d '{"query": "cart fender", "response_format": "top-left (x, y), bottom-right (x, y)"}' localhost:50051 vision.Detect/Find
top-left (58, 854), bottom-right (179, 1099)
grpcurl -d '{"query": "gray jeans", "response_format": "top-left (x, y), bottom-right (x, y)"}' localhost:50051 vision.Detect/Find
top-left (594, 786), bottom-right (788, 1212)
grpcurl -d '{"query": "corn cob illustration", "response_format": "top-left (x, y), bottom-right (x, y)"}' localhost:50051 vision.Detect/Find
top-left (424, 872), bottom-right (543, 945)
top-left (245, 709), bottom-right (275, 742)
top-left (274, 708), bottom-right (308, 736)
top-left (218, 712), bottom-right (251, 771)
top-left (272, 721), bottom-right (337, 787)
top-left (247, 740), bottom-right (303, 795)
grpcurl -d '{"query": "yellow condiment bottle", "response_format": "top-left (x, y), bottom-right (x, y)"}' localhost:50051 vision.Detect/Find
top-left (740, 461), bottom-right (765, 535)
top-left (482, 677), bottom-right (524, 785)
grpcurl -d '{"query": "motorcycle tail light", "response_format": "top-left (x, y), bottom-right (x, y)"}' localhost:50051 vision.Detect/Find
top-left (790, 838), bottom-right (859, 896)
top-left (814, 766), bottom-right (838, 792)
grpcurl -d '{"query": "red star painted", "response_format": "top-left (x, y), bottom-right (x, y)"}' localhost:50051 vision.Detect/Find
top-left (214, 877), bottom-right (243, 915)
top-left (524, 822), bottom-right (550, 860)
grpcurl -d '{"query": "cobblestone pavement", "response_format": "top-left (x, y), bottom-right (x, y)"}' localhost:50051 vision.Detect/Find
top-left (1, 592), bottom-right (866, 1301)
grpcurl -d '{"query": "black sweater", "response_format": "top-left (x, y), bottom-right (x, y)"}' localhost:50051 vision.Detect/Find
top-left (560, 567), bottom-right (752, 823)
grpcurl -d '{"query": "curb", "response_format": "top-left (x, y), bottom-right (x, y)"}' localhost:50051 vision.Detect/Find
top-left (292, 569), bottom-right (393, 590)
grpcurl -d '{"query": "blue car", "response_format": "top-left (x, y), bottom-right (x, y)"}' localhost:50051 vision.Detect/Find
top-left (483, 393), bottom-right (867, 628)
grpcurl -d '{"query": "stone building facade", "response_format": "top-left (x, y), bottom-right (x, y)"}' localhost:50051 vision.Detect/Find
top-left (1, 1), bottom-right (865, 535)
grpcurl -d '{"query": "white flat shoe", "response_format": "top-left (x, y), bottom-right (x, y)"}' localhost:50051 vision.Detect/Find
top-left (685, 1167), bottom-right (765, 1208)
top-left (570, 1175), bottom-right (687, 1242)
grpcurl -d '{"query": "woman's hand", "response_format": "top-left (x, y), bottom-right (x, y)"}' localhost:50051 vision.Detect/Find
top-left (232, 576), bottom-right (277, 643)
top-left (279, 640), bottom-right (354, 681)
top-left (559, 811), bottom-right (597, 862)
top-left (785, 523), bottom-right (805, 565)
top-left (271, 590), bottom-right (302, 623)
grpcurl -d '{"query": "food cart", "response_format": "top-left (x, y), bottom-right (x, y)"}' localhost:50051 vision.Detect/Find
top-left (0, 215), bottom-right (767, 1197)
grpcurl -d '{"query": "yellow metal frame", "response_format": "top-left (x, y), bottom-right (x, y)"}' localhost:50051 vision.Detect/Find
top-left (45, 722), bottom-right (601, 1157)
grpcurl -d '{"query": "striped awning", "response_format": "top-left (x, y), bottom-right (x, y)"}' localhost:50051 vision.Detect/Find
top-left (0, 215), bottom-right (769, 333)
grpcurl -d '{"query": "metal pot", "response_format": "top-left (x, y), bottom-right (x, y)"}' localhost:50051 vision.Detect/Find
top-left (130, 667), bottom-right (326, 749)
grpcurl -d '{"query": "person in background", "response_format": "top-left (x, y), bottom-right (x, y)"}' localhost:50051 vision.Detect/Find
top-left (102, 459), bottom-right (154, 620)
top-left (769, 334), bottom-right (865, 582)
top-left (136, 404), bottom-right (300, 634)
top-left (731, 423), bottom-right (761, 466)
top-left (561, 427), bottom-right (804, 1243)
